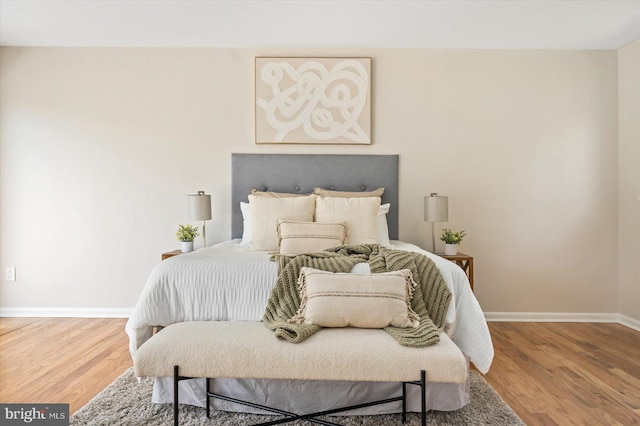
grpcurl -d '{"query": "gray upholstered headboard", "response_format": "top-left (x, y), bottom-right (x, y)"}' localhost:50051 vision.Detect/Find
top-left (231, 154), bottom-right (399, 240)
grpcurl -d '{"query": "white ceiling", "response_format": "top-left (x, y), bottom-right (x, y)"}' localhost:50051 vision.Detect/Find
top-left (1, 0), bottom-right (640, 50)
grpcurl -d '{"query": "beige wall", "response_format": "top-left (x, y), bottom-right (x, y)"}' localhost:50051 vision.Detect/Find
top-left (0, 47), bottom-right (620, 315)
top-left (618, 38), bottom-right (640, 321)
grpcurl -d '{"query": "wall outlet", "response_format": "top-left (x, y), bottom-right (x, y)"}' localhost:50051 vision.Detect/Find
top-left (6, 267), bottom-right (16, 282)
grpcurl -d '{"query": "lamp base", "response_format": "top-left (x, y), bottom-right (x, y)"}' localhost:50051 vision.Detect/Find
top-left (431, 222), bottom-right (436, 253)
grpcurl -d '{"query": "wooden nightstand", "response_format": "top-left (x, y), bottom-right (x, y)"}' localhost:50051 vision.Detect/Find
top-left (161, 250), bottom-right (182, 260)
top-left (437, 252), bottom-right (474, 291)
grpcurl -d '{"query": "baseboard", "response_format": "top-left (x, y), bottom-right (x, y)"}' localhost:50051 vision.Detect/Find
top-left (0, 307), bottom-right (132, 318)
top-left (484, 311), bottom-right (640, 332)
top-left (618, 314), bottom-right (640, 332)
top-left (2, 308), bottom-right (638, 332)
top-left (484, 312), bottom-right (619, 322)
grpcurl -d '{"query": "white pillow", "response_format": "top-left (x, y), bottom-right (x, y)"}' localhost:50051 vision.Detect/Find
top-left (242, 201), bottom-right (391, 248)
top-left (378, 203), bottom-right (392, 247)
top-left (248, 194), bottom-right (317, 252)
top-left (315, 196), bottom-right (381, 245)
top-left (239, 202), bottom-right (252, 247)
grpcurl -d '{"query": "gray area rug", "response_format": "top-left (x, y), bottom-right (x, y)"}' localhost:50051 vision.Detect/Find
top-left (71, 368), bottom-right (524, 425)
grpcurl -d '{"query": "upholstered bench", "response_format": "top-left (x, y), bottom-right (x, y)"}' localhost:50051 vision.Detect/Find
top-left (134, 321), bottom-right (468, 426)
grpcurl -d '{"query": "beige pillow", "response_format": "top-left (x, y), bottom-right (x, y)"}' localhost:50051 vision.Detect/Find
top-left (315, 196), bottom-right (381, 244)
top-left (251, 188), bottom-right (308, 198)
top-left (277, 220), bottom-right (347, 255)
top-left (290, 267), bottom-right (420, 329)
top-left (248, 194), bottom-right (316, 251)
top-left (313, 187), bottom-right (385, 198)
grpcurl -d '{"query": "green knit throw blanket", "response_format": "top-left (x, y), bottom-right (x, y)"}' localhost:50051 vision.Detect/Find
top-left (262, 244), bottom-right (452, 347)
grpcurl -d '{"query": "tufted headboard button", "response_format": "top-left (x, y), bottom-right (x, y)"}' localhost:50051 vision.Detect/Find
top-left (295, 186), bottom-right (300, 191)
top-left (361, 185), bottom-right (367, 191)
top-left (261, 186), bottom-right (268, 191)
top-left (329, 186), bottom-right (335, 190)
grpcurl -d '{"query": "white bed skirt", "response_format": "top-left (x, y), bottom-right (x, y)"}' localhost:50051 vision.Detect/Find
top-left (151, 364), bottom-right (471, 414)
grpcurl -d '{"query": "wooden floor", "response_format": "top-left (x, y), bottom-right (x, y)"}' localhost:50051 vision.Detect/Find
top-left (485, 322), bottom-right (640, 425)
top-left (0, 319), bottom-right (639, 424)
top-left (0, 317), bottom-right (132, 414)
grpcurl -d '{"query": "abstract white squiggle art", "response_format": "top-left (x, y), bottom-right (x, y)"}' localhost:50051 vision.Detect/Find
top-left (255, 58), bottom-right (371, 144)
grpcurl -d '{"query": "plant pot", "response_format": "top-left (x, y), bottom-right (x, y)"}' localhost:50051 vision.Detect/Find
top-left (444, 244), bottom-right (458, 256)
top-left (181, 241), bottom-right (194, 253)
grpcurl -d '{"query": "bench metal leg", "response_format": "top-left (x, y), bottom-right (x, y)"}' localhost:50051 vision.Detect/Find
top-left (173, 365), bottom-right (179, 426)
top-left (173, 365), bottom-right (192, 426)
top-left (402, 382), bottom-right (407, 424)
top-left (206, 378), bottom-right (210, 418)
top-left (174, 367), bottom-right (429, 425)
top-left (405, 369), bottom-right (428, 426)
top-left (421, 370), bottom-right (426, 426)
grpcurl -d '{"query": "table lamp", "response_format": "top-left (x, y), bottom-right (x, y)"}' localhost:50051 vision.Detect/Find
top-left (424, 193), bottom-right (448, 253)
top-left (188, 191), bottom-right (212, 248)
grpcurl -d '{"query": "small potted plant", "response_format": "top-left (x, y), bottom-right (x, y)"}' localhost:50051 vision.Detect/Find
top-left (176, 224), bottom-right (200, 253)
top-left (440, 228), bottom-right (466, 255)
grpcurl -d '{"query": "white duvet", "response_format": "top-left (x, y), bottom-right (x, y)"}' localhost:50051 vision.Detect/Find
top-left (126, 240), bottom-right (493, 374)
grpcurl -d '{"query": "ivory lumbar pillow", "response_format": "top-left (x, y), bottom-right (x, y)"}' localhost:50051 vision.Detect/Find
top-left (276, 220), bottom-right (347, 255)
top-left (314, 196), bottom-right (381, 245)
top-left (290, 267), bottom-right (420, 329)
top-left (248, 194), bottom-right (316, 252)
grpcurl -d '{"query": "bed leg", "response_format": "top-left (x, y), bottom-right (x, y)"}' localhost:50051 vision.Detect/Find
top-left (420, 370), bottom-right (426, 426)
top-left (401, 382), bottom-right (407, 424)
top-left (174, 365), bottom-right (180, 426)
top-left (206, 378), bottom-right (210, 418)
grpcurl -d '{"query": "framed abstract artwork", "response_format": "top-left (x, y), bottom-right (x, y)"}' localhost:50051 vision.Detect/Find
top-left (255, 57), bottom-right (371, 145)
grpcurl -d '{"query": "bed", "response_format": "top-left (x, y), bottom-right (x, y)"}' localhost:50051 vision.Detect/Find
top-left (126, 153), bottom-right (493, 415)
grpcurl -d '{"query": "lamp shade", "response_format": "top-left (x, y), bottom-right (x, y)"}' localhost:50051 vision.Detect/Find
top-left (188, 191), bottom-right (212, 221)
top-left (424, 194), bottom-right (448, 222)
